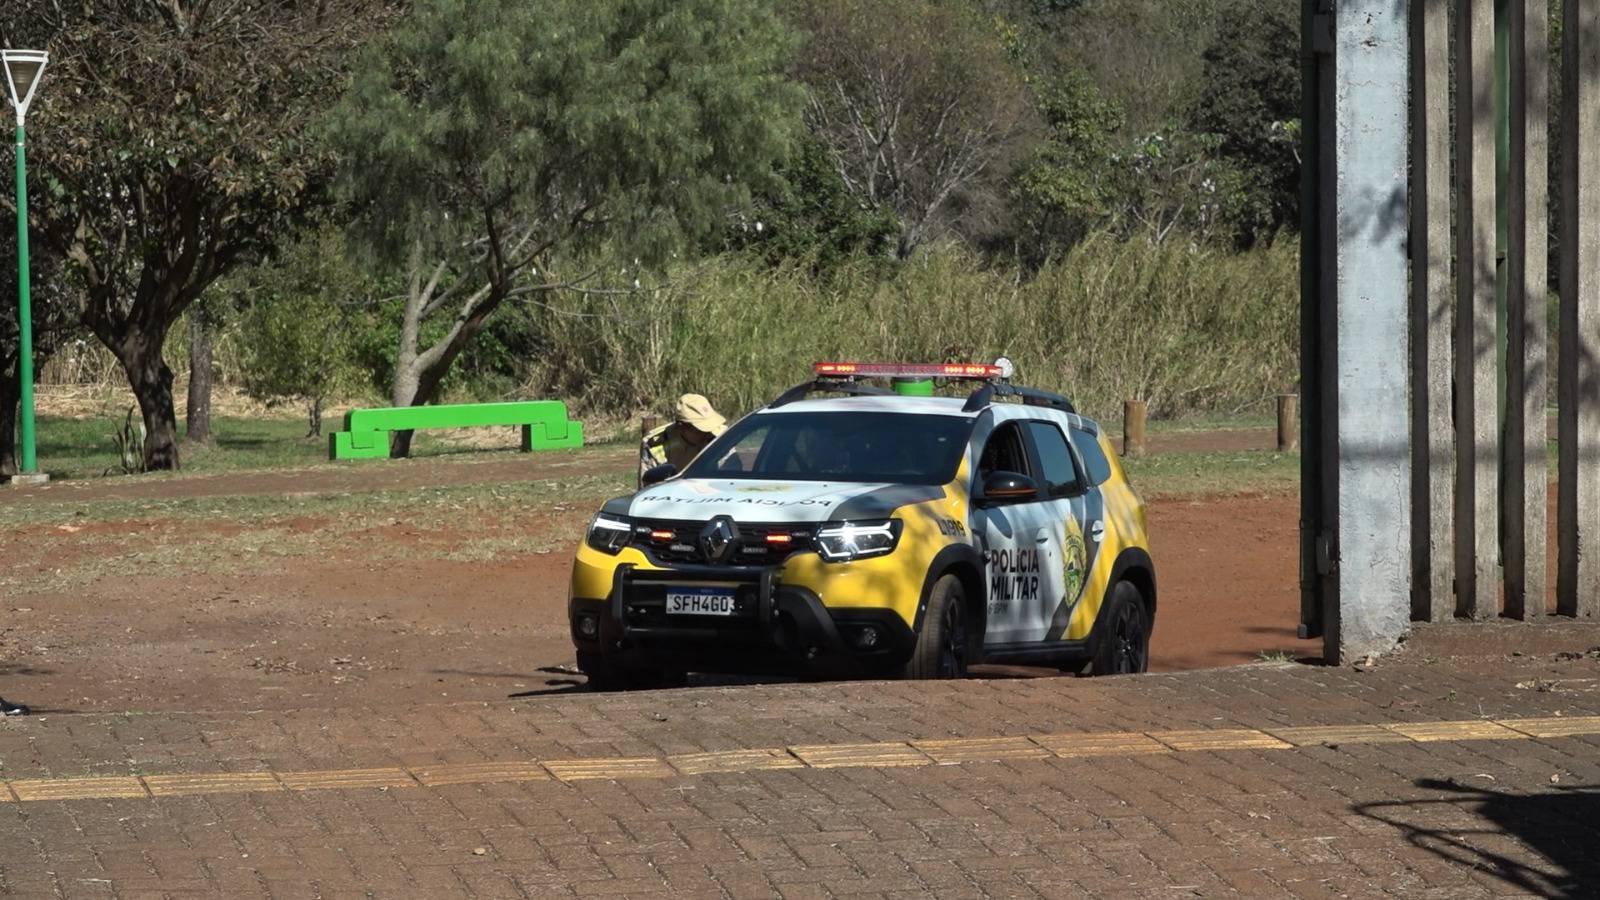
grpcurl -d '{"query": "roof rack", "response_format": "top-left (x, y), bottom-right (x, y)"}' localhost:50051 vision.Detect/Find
top-left (768, 379), bottom-right (896, 408)
top-left (962, 382), bottom-right (1076, 414)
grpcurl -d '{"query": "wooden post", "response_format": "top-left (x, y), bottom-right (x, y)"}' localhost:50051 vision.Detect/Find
top-left (1558, 0), bottom-right (1600, 618)
top-left (1455, 0), bottom-right (1501, 620)
top-left (1276, 394), bottom-right (1299, 452)
top-left (1411, 0), bottom-right (1456, 623)
top-left (641, 415), bottom-right (658, 439)
top-left (1122, 400), bottom-right (1147, 458)
top-left (1504, 0), bottom-right (1549, 620)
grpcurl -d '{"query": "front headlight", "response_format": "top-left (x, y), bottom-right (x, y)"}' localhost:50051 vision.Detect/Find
top-left (587, 513), bottom-right (634, 555)
top-left (815, 519), bottom-right (903, 562)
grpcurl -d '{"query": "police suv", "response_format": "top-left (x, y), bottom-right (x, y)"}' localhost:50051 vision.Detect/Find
top-left (568, 362), bottom-right (1156, 689)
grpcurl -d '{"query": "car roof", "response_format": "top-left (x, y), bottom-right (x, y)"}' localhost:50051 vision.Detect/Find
top-left (754, 393), bottom-right (1101, 433)
top-left (757, 395), bottom-right (979, 417)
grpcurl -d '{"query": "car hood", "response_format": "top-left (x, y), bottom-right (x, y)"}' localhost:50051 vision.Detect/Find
top-left (624, 478), bottom-right (946, 524)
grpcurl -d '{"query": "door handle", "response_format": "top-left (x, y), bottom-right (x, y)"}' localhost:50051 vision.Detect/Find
top-left (1035, 535), bottom-right (1049, 544)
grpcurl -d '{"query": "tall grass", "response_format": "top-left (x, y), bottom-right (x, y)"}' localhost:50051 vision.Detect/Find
top-left (532, 235), bottom-right (1298, 422)
top-left (35, 235), bottom-right (1299, 428)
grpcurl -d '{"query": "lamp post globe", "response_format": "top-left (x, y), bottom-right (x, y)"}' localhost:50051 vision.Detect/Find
top-left (3, 48), bottom-right (48, 483)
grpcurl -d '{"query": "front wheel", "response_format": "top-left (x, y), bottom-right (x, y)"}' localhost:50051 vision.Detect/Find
top-left (577, 650), bottom-right (686, 692)
top-left (902, 575), bottom-right (970, 679)
top-left (1086, 581), bottom-right (1150, 676)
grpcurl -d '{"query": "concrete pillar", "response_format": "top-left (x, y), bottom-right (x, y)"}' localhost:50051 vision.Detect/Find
top-left (1304, 0), bottom-right (1413, 662)
top-left (1409, 0), bottom-right (1454, 623)
top-left (1504, 0), bottom-right (1549, 620)
top-left (1558, 0), bottom-right (1600, 618)
top-left (1456, 0), bottom-right (1502, 620)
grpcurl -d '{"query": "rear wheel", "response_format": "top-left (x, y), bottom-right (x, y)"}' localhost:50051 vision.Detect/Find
top-left (903, 575), bottom-right (970, 679)
top-left (1087, 581), bottom-right (1149, 676)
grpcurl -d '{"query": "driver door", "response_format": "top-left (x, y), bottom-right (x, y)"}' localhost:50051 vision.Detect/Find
top-left (972, 420), bottom-right (1064, 646)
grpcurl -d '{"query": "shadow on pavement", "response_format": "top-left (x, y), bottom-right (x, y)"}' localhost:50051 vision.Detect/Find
top-left (1353, 779), bottom-right (1600, 898)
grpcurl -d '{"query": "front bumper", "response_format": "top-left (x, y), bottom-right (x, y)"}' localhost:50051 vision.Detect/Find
top-left (569, 563), bottom-right (916, 677)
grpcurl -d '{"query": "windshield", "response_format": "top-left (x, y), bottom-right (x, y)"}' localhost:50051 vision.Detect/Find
top-left (681, 411), bottom-right (973, 485)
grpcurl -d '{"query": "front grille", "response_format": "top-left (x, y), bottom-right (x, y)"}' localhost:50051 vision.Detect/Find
top-left (634, 519), bottom-right (814, 567)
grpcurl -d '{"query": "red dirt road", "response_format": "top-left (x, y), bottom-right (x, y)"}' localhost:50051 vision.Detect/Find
top-left (1, 472), bottom-right (1311, 714)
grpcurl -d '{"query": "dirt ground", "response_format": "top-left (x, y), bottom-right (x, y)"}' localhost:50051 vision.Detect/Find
top-left (0, 432), bottom-right (1316, 715)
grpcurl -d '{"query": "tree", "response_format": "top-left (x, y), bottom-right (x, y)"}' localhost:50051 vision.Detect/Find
top-left (0, 245), bottom-right (74, 478)
top-left (790, 0), bottom-right (1032, 258)
top-left (235, 230), bottom-right (369, 438)
top-left (330, 0), bottom-right (800, 457)
top-left (1009, 70), bottom-right (1125, 260)
top-left (0, 0), bottom-right (397, 470)
top-left (1186, 0), bottom-right (1300, 244)
top-left (724, 136), bottom-right (900, 269)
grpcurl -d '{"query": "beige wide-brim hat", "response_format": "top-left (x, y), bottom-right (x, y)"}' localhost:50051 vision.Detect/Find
top-left (676, 393), bottom-right (727, 435)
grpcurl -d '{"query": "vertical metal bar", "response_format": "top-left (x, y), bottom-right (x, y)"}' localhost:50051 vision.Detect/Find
top-left (1504, 0), bottom-right (1549, 620)
top-left (1292, 0), bottom-right (1331, 643)
top-left (13, 124), bottom-right (35, 475)
top-left (1456, 0), bottom-right (1502, 619)
top-left (1558, 0), bottom-right (1600, 618)
top-left (1329, 0), bottom-right (1412, 661)
top-left (1411, 0), bottom-right (1455, 623)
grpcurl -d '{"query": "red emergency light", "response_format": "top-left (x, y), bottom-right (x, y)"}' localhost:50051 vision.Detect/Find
top-left (814, 362), bottom-right (1004, 379)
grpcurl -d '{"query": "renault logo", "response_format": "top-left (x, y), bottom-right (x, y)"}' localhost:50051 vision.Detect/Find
top-left (699, 516), bottom-right (738, 563)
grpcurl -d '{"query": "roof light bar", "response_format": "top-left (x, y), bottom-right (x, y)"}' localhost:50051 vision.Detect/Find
top-left (814, 362), bottom-right (1003, 380)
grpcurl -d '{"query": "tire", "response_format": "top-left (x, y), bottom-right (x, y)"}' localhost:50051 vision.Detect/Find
top-left (902, 575), bottom-right (971, 679)
top-left (578, 650), bottom-right (686, 692)
top-left (1086, 580), bottom-right (1150, 676)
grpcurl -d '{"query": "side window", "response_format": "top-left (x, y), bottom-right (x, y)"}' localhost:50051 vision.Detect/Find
top-left (977, 422), bottom-right (1032, 481)
top-left (711, 424), bottom-right (770, 473)
top-left (1025, 421), bottom-right (1085, 498)
top-left (1069, 425), bottom-right (1113, 485)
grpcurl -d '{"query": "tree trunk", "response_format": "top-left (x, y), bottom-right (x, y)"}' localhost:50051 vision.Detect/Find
top-left (388, 363), bottom-right (421, 458)
top-left (307, 397), bottom-right (323, 438)
top-left (117, 332), bottom-right (182, 471)
top-left (185, 313), bottom-right (215, 445)
top-left (0, 360), bottom-right (18, 478)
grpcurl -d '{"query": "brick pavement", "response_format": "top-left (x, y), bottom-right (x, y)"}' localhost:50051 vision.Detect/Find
top-left (1, 622), bottom-right (1599, 898)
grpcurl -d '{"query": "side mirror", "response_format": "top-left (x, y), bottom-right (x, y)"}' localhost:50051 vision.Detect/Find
top-left (640, 463), bottom-right (678, 488)
top-left (977, 470), bottom-right (1038, 506)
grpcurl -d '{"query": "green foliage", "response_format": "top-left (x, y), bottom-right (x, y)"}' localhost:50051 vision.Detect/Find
top-left (527, 237), bottom-right (1297, 422)
top-left (2, 0), bottom-right (398, 469)
top-left (1186, 0), bottom-right (1301, 245)
top-left (725, 137), bottom-right (900, 269)
top-left (1011, 70), bottom-right (1125, 256)
top-left (332, 0), bottom-right (802, 269)
top-left (110, 408), bottom-right (147, 476)
top-left (234, 231), bottom-right (370, 432)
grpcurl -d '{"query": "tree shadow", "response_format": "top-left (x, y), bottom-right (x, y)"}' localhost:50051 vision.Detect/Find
top-left (1353, 778), bottom-right (1600, 897)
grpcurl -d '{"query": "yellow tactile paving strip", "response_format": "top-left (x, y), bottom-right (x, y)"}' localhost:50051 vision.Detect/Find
top-left (2, 715), bottom-right (1596, 804)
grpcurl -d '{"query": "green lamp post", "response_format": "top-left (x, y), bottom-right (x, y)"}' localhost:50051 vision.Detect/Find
top-left (3, 49), bottom-right (48, 483)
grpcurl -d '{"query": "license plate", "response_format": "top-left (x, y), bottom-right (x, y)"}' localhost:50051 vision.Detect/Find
top-left (665, 588), bottom-right (737, 616)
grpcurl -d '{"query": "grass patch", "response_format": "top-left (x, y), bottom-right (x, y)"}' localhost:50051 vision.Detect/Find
top-left (31, 413), bottom-right (636, 482)
top-left (0, 471), bottom-right (635, 529)
top-left (1122, 449), bottom-right (1298, 499)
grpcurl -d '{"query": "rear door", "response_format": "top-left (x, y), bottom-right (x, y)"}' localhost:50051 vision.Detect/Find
top-left (1024, 419), bottom-right (1105, 641)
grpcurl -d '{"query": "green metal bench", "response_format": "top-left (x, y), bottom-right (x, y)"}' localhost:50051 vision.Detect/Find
top-left (328, 401), bottom-right (584, 460)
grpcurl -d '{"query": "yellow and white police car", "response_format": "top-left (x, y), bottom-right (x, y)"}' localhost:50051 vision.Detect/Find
top-left (568, 362), bottom-right (1155, 689)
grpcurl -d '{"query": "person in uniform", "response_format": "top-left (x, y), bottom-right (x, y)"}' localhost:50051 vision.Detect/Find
top-left (640, 393), bottom-right (728, 481)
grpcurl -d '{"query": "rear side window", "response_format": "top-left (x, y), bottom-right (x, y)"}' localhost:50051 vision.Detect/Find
top-left (1070, 426), bottom-right (1113, 485)
top-left (1025, 422), bottom-right (1084, 498)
